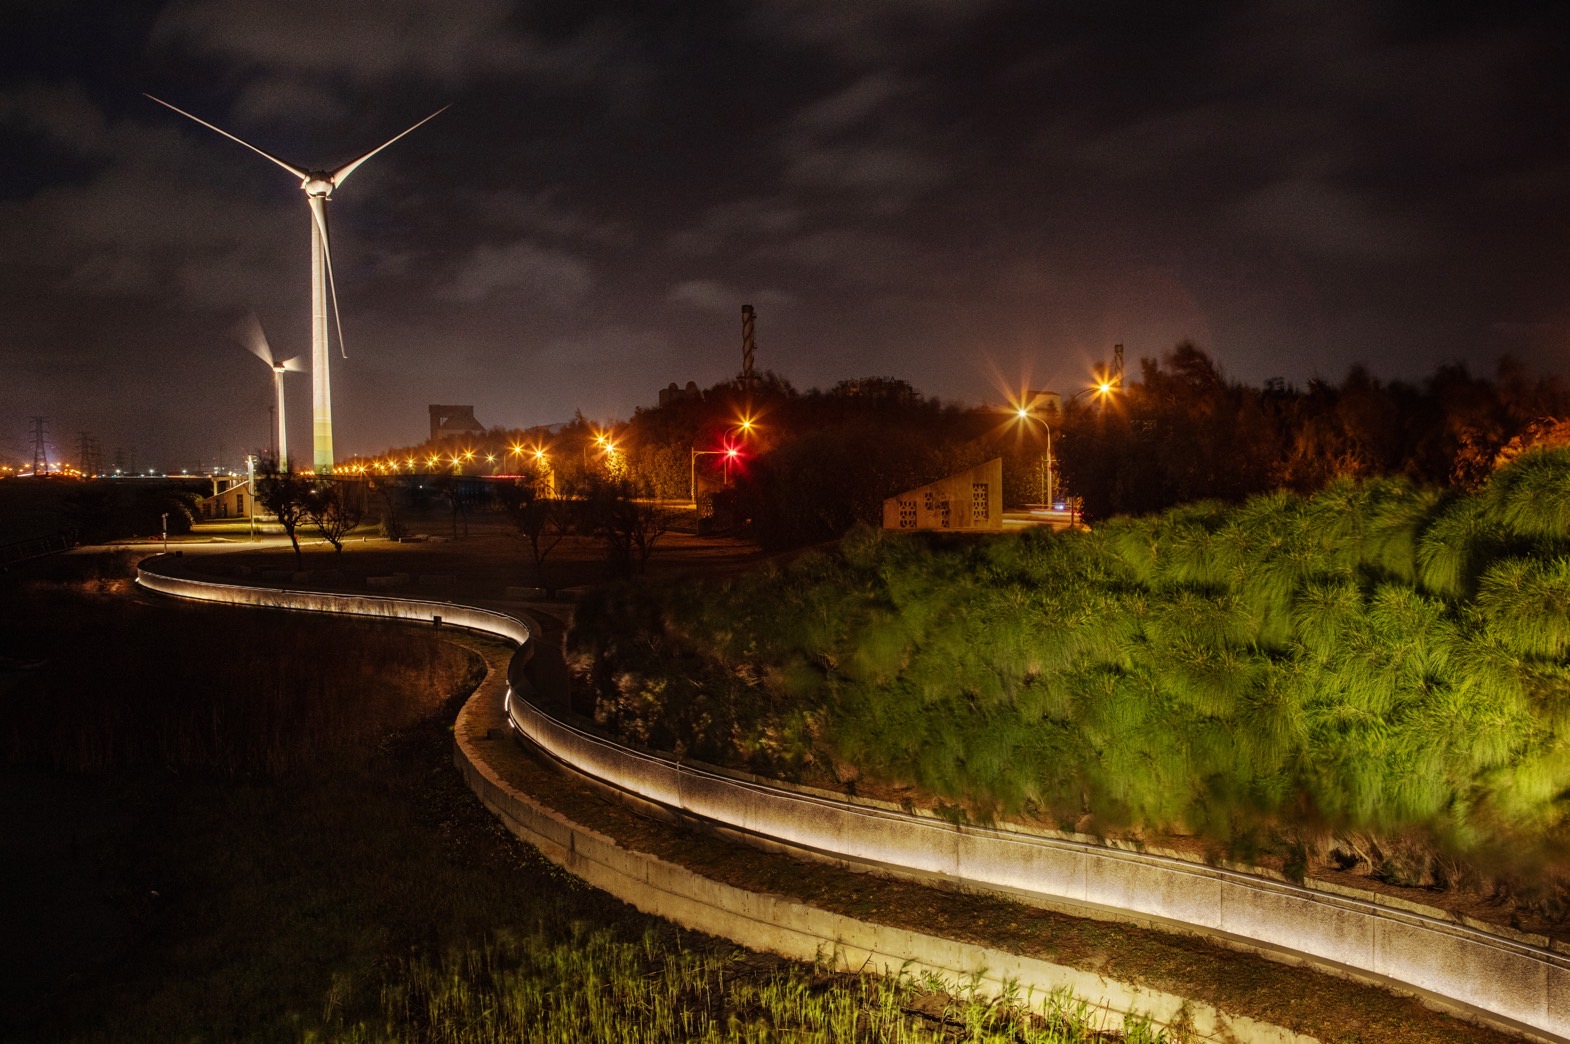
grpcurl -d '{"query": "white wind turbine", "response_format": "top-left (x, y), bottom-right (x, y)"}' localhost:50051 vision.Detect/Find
top-left (146, 93), bottom-right (446, 472)
top-left (236, 313), bottom-right (303, 471)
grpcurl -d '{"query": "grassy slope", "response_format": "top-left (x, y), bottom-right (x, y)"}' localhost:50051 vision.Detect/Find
top-left (574, 448), bottom-right (1570, 908)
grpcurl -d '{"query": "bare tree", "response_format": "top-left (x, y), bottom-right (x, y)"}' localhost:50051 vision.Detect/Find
top-left (303, 478), bottom-right (364, 557)
top-left (498, 469), bottom-right (571, 594)
top-left (429, 472), bottom-right (471, 540)
top-left (368, 474), bottom-right (407, 540)
top-left (254, 458), bottom-right (310, 567)
top-left (583, 475), bottom-right (677, 577)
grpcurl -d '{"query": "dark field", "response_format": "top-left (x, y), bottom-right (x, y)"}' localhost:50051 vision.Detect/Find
top-left (0, 554), bottom-right (1145, 1042)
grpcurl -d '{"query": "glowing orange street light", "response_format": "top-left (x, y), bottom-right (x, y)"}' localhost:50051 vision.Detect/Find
top-left (584, 429), bottom-right (615, 465)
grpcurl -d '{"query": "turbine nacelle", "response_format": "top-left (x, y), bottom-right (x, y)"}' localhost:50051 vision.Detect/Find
top-left (302, 175), bottom-right (335, 198)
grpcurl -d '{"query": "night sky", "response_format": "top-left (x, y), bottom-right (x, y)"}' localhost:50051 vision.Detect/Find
top-left (3, 0), bottom-right (1568, 469)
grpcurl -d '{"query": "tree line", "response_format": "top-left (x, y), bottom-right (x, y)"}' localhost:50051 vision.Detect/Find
top-left (1057, 343), bottom-right (1570, 520)
top-left (355, 347), bottom-right (1570, 549)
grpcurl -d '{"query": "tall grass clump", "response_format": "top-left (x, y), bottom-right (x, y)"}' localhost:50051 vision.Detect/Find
top-left (571, 449), bottom-right (1570, 894)
top-left (333, 924), bottom-right (1167, 1043)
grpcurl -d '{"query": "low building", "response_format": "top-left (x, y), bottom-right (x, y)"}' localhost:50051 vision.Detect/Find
top-left (429, 405), bottom-right (487, 442)
top-left (197, 478), bottom-right (252, 520)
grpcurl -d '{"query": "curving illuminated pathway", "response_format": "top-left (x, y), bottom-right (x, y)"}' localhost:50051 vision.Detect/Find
top-left (135, 556), bottom-right (1568, 1043)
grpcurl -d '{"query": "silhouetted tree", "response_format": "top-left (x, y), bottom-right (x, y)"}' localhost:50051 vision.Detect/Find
top-left (254, 459), bottom-right (310, 566)
top-left (302, 479), bottom-right (363, 557)
top-left (582, 475), bottom-right (676, 577)
top-left (367, 474), bottom-right (407, 540)
top-left (498, 468), bottom-right (571, 594)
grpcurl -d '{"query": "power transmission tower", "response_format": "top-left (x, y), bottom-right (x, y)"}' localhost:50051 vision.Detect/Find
top-left (740, 304), bottom-right (757, 393)
top-left (77, 432), bottom-right (101, 477)
top-left (29, 416), bottom-right (49, 476)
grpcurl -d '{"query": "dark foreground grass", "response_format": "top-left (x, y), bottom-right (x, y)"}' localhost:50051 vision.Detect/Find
top-left (0, 561), bottom-right (1157, 1042)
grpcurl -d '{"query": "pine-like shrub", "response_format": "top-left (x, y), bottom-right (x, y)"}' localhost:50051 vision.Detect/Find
top-left (570, 449), bottom-right (1570, 875)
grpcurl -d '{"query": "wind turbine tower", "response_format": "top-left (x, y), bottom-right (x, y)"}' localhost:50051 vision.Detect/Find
top-left (237, 314), bottom-right (303, 471)
top-left (147, 94), bottom-right (445, 472)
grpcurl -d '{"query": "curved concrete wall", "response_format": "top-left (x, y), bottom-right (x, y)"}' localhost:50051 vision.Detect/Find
top-left (135, 562), bottom-right (532, 646)
top-left (137, 557), bottom-right (1570, 1042)
top-left (458, 679), bottom-right (1313, 1044)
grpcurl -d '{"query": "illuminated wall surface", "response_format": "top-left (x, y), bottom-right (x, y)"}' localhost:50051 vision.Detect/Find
top-left (882, 457), bottom-right (1004, 531)
top-left (137, 559), bottom-right (1569, 1040)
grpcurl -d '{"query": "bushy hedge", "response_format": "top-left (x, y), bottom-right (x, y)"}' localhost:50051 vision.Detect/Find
top-left (573, 448), bottom-right (1570, 874)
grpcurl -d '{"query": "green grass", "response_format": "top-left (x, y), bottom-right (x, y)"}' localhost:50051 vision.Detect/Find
top-left (571, 449), bottom-right (1570, 903)
top-left (340, 926), bottom-right (1164, 1043)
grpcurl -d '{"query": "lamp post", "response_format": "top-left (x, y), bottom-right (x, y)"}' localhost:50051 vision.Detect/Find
top-left (1016, 405), bottom-right (1054, 508)
top-left (246, 454), bottom-right (257, 542)
top-left (1042, 424), bottom-right (1053, 508)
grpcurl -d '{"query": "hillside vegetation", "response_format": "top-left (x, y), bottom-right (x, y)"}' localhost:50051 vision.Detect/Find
top-left (573, 448), bottom-right (1570, 905)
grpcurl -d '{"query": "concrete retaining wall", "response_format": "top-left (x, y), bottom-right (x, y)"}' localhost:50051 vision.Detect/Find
top-left (136, 556), bottom-right (1570, 1042)
top-left (457, 688), bottom-right (1312, 1043)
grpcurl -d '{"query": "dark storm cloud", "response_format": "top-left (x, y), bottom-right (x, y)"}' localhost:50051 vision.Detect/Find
top-left (148, 0), bottom-right (635, 89)
top-left (667, 279), bottom-right (791, 316)
top-left (0, 82), bottom-right (111, 156)
top-left (1, 0), bottom-right (1566, 466)
top-left (435, 240), bottom-right (595, 307)
top-left (743, 0), bottom-right (1008, 66)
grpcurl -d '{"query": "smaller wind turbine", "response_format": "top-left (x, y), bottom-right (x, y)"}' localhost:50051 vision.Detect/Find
top-left (236, 313), bottom-right (303, 471)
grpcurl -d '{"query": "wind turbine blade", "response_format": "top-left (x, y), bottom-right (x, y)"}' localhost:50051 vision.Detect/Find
top-left (235, 311), bottom-right (276, 367)
top-left (144, 94), bottom-right (310, 181)
top-left (329, 106), bottom-right (448, 187)
top-left (280, 356), bottom-right (306, 372)
top-left (308, 195), bottom-right (349, 359)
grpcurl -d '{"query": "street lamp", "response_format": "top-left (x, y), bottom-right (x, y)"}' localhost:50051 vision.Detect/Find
top-left (584, 430), bottom-right (612, 466)
top-left (1015, 405), bottom-right (1054, 508)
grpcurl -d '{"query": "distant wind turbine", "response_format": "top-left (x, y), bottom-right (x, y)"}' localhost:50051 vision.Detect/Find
top-left (146, 93), bottom-right (446, 472)
top-left (236, 313), bottom-right (303, 471)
